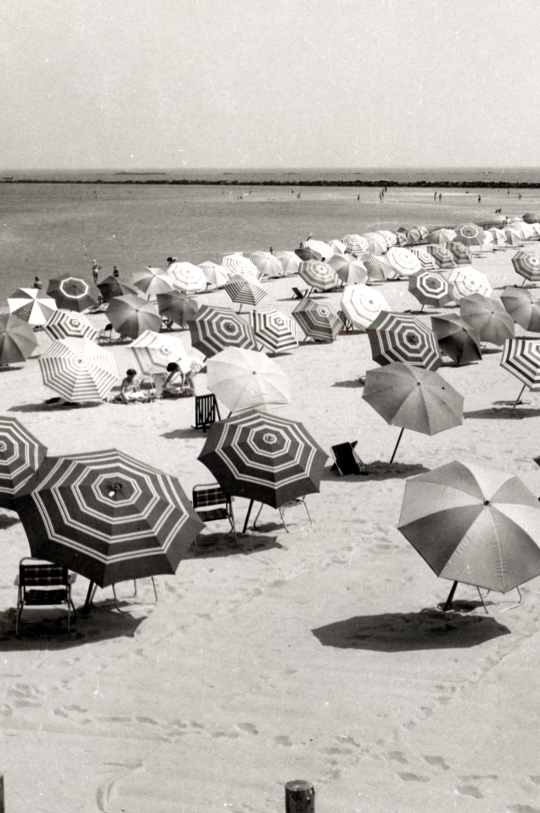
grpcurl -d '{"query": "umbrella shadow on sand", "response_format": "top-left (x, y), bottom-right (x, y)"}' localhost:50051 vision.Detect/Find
top-left (8, 402), bottom-right (101, 413)
top-left (465, 405), bottom-right (540, 420)
top-left (161, 428), bottom-right (203, 440)
top-left (185, 532), bottom-right (282, 560)
top-left (332, 379), bottom-right (365, 389)
top-left (321, 461), bottom-right (429, 482)
top-left (312, 609), bottom-right (510, 652)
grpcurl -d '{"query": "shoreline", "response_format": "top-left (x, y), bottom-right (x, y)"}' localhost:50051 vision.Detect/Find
top-left (1, 178), bottom-right (540, 188)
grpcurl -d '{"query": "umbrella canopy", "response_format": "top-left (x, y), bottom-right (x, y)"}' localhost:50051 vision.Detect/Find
top-left (187, 305), bottom-right (258, 357)
top-left (409, 248), bottom-right (437, 270)
top-left (486, 228), bottom-right (508, 246)
top-left (97, 277), bottom-right (138, 302)
top-left (362, 232), bottom-right (388, 254)
top-left (252, 307), bottom-right (298, 354)
top-left (14, 449), bottom-right (204, 586)
top-left (523, 213), bottom-right (540, 224)
top-left (0, 416), bottom-right (47, 508)
top-left (298, 260), bottom-right (339, 291)
top-left (300, 239), bottom-right (334, 259)
top-left (7, 288), bottom-right (57, 326)
top-left (427, 228), bottom-right (457, 244)
top-left (294, 246), bottom-right (322, 262)
top-left (405, 227), bottom-right (424, 246)
top-left (133, 268), bottom-right (175, 298)
top-left (446, 266), bottom-right (492, 300)
top-left (447, 241), bottom-right (473, 265)
top-left (512, 250), bottom-right (540, 283)
top-left (248, 251), bottom-right (284, 279)
top-left (500, 338), bottom-right (540, 392)
top-left (166, 262), bottom-right (207, 294)
top-left (197, 409), bottom-right (328, 509)
top-left (222, 253), bottom-right (260, 280)
top-left (367, 311), bottom-right (442, 370)
top-left (503, 229), bottom-right (521, 247)
top-left (128, 330), bottom-right (189, 373)
top-left (359, 252), bottom-right (392, 283)
top-left (431, 313), bottom-right (482, 366)
top-left (47, 275), bottom-right (97, 312)
top-left (198, 261), bottom-right (230, 288)
top-left (341, 234), bottom-right (370, 254)
top-left (501, 286), bottom-right (540, 332)
top-left (206, 348), bottom-right (291, 412)
top-left (43, 311), bottom-right (100, 342)
top-left (272, 251), bottom-right (301, 276)
top-left (340, 284), bottom-right (389, 330)
top-left (291, 298), bottom-right (342, 342)
top-left (453, 223), bottom-right (486, 246)
top-left (0, 314), bottom-right (38, 364)
top-left (223, 275), bottom-right (268, 308)
top-left (376, 230), bottom-right (398, 249)
top-left (425, 245), bottom-right (457, 270)
top-left (509, 221), bottom-right (536, 240)
top-left (327, 254), bottom-right (368, 286)
top-left (385, 247), bottom-right (422, 278)
top-left (156, 290), bottom-right (198, 328)
top-left (106, 294), bottom-right (162, 338)
top-left (459, 294), bottom-right (515, 345)
top-left (408, 270), bottom-right (453, 309)
top-left (398, 460), bottom-right (540, 594)
top-left (39, 337), bottom-right (118, 401)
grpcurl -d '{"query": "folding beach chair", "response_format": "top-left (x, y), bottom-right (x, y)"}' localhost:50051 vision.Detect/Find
top-left (337, 310), bottom-right (354, 332)
top-left (330, 442), bottom-right (366, 476)
top-left (292, 287), bottom-right (308, 299)
top-left (192, 483), bottom-right (236, 538)
top-left (251, 497), bottom-right (312, 533)
top-left (15, 557), bottom-right (77, 636)
top-left (192, 393), bottom-right (221, 432)
top-left (98, 323), bottom-right (113, 343)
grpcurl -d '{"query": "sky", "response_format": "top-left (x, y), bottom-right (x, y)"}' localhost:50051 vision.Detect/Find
top-left (2, 0), bottom-right (540, 170)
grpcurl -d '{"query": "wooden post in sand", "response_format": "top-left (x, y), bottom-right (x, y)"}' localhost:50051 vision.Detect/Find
top-left (0, 773), bottom-right (5, 813)
top-left (285, 779), bottom-right (314, 812)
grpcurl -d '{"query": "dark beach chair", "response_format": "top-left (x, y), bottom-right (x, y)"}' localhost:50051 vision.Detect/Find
top-left (192, 483), bottom-right (236, 538)
top-left (337, 310), bottom-right (354, 332)
top-left (98, 323), bottom-right (113, 343)
top-left (330, 442), bottom-right (366, 476)
top-left (292, 286), bottom-right (308, 299)
top-left (15, 557), bottom-right (77, 636)
top-left (192, 393), bottom-right (221, 432)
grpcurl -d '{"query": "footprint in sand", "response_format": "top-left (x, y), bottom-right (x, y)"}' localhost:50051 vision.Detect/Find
top-left (398, 773), bottom-right (430, 783)
top-left (457, 785), bottom-right (483, 799)
top-left (423, 755), bottom-right (450, 771)
top-left (237, 722), bottom-right (259, 735)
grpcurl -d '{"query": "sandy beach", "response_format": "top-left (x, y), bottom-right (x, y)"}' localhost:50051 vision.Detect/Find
top-left (1, 240), bottom-right (540, 813)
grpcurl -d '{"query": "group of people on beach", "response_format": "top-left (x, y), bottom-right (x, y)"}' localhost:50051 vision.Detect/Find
top-left (113, 359), bottom-right (203, 404)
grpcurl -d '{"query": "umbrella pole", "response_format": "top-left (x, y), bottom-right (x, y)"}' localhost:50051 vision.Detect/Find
top-left (443, 580), bottom-right (459, 612)
top-left (82, 581), bottom-right (96, 613)
top-left (389, 428), bottom-right (405, 464)
top-left (242, 499), bottom-right (255, 533)
top-left (512, 384), bottom-right (527, 410)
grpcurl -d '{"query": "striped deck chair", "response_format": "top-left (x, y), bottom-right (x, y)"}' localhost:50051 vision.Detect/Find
top-left (192, 484), bottom-right (236, 538)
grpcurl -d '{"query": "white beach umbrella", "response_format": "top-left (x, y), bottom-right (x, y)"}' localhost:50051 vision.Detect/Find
top-left (222, 253), bottom-right (260, 280)
top-left (329, 239), bottom-right (348, 255)
top-left (362, 232), bottom-right (388, 255)
top-left (300, 239), bottom-right (334, 260)
top-left (128, 330), bottom-right (189, 373)
top-left (167, 262), bottom-right (207, 294)
top-left (340, 284), bottom-right (389, 330)
top-left (198, 261), bottom-right (230, 287)
top-left (273, 251), bottom-right (301, 276)
top-left (446, 266), bottom-right (492, 301)
top-left (376, 230), bottom-right (398, 248)
top-left (385, 247), bottom-right (422, 278)
top-left (206, 347), bottom-right (291, 412)
top-left (248, 251), bottom-right (284, 278)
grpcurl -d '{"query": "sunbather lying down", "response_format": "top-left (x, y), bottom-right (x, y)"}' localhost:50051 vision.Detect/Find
top-left (161, 360), bottom-right (203, 397)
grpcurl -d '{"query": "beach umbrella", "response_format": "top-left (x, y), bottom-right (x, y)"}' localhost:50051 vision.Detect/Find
top-left (510, 221), bottom-right (536, 240)
top-left (375, 230), bottom-right (398, 249)
top-left (326, 254), bottom-right (368, 285)
top-left (39, 337), bottom-right (118, 402)
top-left (329, 239), bottom-right (348, 255)
top-left (359, 252), bottom-right (392, 284)
top-left (486, 228), bottom-right (508, 246)
top-left (425, 245), bottom-right (457, 270)
top-left (341, 234), bottom-right (370, 254)
top-left (500, 337), bottom-right (540, 407)
top-left (106, 294), bottom-right (162, 338)
top-left (300, 239), bottom-right (334, 259)
top-left (501, 287), bottom-right (540, 332)
top-left (362, 362), bottom-right (464, 462)
top-left (409, 248), bottom-right (437, 270)
top-left (0, 416), bottom-right (47, 508)
top-left (248, 251), bottom-right (284, 278)
top-left (362, 232), bottom-right (387, 254)
top-left (511, 250), bottom-right (540, 284)
top-left (222, 253), bottom-right (260, 280)
top-left (197, 408), bottom-right (328, 512)
top-left (447, 242), bottom-right (473, 266)
top-left (298, 260), bottom-right (339, 292)
top-left (166, 261), bottom-right (207, 294)
top-left (128, 330), bottom-right (189, 373)
top-left (398, 459), bottom-right (540, 608)
top-left (367, 311), bottom-right (442, 370)
top-left (385, 247), bottom-right (422, 278)
top-left (47, 275), bottom-right (97, 312)
top-left (291, 298), bottom-right (342, 342)
top-left (294, 246), bottom-right (322, 262)
top-left (133, 268), bottom-right (175, 298)
top-left (446, 266), bottom-right (492, 300)
top-left (43, 311), bottom-right (99, 342)
top-left (408, 270), bottom-right (454, 309)
top-left (187, 305), bottom-right (258, 357)
top-left (273, 251), bottom-right (301, 276)
top-left (504, 229), bottom-right (521, 247)
top-left (394, 231), bottom-right (409, 246)
top-left (7, 288), bottom-right (57, 326)
top-left (431, 313), bottom-right (482, 366)
top-left (206, 348), bottom-right (291, 412)
top-left (523, 213), bottom-right (540, 224)
top-left (340, 284), bottom-right (389, 330)
top-left (405, 227), bottom-right (424, 246)
top-left (459, 294), bottom-right (515, 346)
top-left (97, 276), bottom-right (138, 302)
top-left (427, 228), bottom-right (457, 244)
top-left (252, 307), bottom-right (298, 354)
top-left (156, 290), bottom-right (198, 328)
top-left (198, 261), bottom-right (230, 288)
top-left (453, 223), bottom-right (486, 246)
top-left (0, 314), bottom-right (38, 364)
top-left (13, 449), bottom-right (204, 587)
top-left (223, 275), bottom-right (268, 309)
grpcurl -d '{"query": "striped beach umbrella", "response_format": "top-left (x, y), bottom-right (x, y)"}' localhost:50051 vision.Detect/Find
top-left (501, 287), bottom-right (540, 333)
top-left (273, 251), bottom-right (301, 276)
top-left (128, 330), bottom-right (189, 373)
top-left (430, 314), bottom-right (482, 366)
top-left (223, 275), bottom-right (268, 309)
top-left (44, 311), bottom-right (99, 342)
top-left (385, 247), bottom-right (422, 278)
top-left (501, 338), bottom-right (540, 405)
top-left (39, 338), bottom-right (118, 402)
top-left (408, 270), bottom-right (454, 309)
top-left (367, 311), bottom-right (442, 370)
top-left (341, 234), bottom-right (370, 254)
top-left (47, 275), bottom-right (97, 312)
top-left (447, 242), bottom-right (473, 266)
top-left (13, 449), bottom-right (204, 587)
top-left (405, 227), bottom-right (424, 246)
top-left (198, 261), bottom-right (230, 288)
top-left (106, 294), bottom-right (161, 338)
top-left (426, 245), bottom-right (457, 270)
top-left (133, 268), bottom-right (175, 298)
top-left (7, 288), bottom-right (57, 326)
top-left (156, 291), bottom-right (198, 328)
top-left (459, 294), bottom-right (515, 346)
top-left (446, 267), bottom-right (492, 301)
top-left (207, 348), bottom-right (291, 413)
top-left (298, 260), bottom-right (339, 291)
top-left (248, 251), bottom-right (284, 279)
top-left (453, 223), bottom-right (486, 246)
top-left (327, 254), bottom-right (368, 285)
top-left (0, 416), bottom-right (47, 508)
top-left (340, 284), bottom-right (389, 330)
top-left (427, 228), bottom-right (457, 244)
top-left (188, 305), bottom-right (258, 357)
top-left (198, 409), bottom-right (328, 509)
top-left (167, 262), bottom-right (207, 294)
top-left (97, 277), bottom-right (138, 302)
top-left (0, 314), bottom-right (38, 364)
top-left (291, 298), bottom-right (342, 342)
top-left (409, 248), bottom-right (437, 271)
top-left (252, 307), bottom-right (298, 354)
top-left (359, 252), bottom-right (392, 284)
top-left (512, 250), bottom-right (540, 283)
top-left (376, 230), bottom-right (398, 249)
top-left (222, 253), bottom-right (260, 280)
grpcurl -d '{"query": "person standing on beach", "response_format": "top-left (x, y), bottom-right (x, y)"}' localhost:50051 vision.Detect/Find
top-left (92, 261), bottom-right (101, 284)
top-left (112, 266), bottom-right (119, 278)
top-left (33, 276), bottom-right (42, 289)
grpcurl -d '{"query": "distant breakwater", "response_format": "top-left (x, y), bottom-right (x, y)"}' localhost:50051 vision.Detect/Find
top-left (2, 178), bottom-right (540, 188)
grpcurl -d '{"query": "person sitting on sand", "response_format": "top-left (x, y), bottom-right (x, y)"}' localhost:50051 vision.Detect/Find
top-left (114, 369), bottom-right (151, 404)
top-left (162, 359), bottom-right (203, 396)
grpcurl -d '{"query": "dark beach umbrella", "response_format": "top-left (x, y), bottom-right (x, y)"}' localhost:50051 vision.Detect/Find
top-left (398, 459), bottom-right (540, 609)
top-left (47, 275), bottom-right (97, 312)
top-left (97, 276), bottom-right (138, 302)
top-left (187, 304), bottom-right (258, 358)
top-left (523, 213), bottom-right (540, 224)
top-left (511, 250), bottom-right (540, 284)
top-left (367, 311), bottom-right (442, 370)
top-left (447, 242), bottom-right (473, 266)
top-left (14, 449), bottom-right (204, 587)
top-left (500, 337), bottom-right (540, 407)
top-left (0, 416), bottom-right (47, 508)
top-left (408, 270), bottom-right (454, 309)
top-left (156, 290), bottom-right (198, 328)
top-left (431, 313), bottom-right (482, 366)
top-left (362, 362), bottom-right (464, 463)
top-left (459, 294), bottom-right (515, 346)
top-left (292, 298), bottom-right (342, 342)
top-left (501, 287), bottom-right (540, 333)
top-left (0, 314), bottom-right (38, 364)
top-left (106, 294), bottom-right (161, 338)
top-left (294, 246), bottom-right (322, 262)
